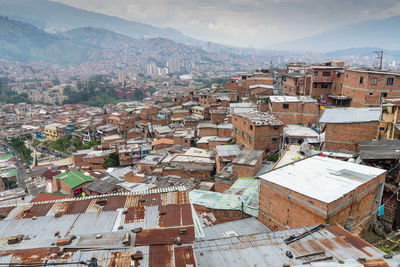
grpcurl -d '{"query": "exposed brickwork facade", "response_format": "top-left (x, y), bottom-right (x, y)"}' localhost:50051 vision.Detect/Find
top-left (324, 122), bottom-right (378, 152)
top-left (232, 113), bottom-right (283, 154)
top-left (269, 97), bottom-right (319, 126)
top-left (258, 172), bottom-right (386, 231)
top-left (341, 70), bottom-right (400, 107)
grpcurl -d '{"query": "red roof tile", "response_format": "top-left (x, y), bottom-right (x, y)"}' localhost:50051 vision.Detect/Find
top-left (31, 192), bottom-right (69, 203)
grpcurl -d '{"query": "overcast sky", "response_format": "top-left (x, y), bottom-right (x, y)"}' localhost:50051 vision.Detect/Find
top-left (51, 0), bottom-right (400, 48)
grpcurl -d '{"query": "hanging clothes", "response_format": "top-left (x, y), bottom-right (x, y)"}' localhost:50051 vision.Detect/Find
top-left (378, 205), bottom-right (385, 216)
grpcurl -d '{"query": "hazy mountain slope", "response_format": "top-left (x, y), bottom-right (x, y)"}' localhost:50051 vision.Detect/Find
top-left (0, 0), bottom-right (201, 46)
top-left (0, 16), bottom-right (103, 64)
top-left (0, 17), bottom-right (208, 66)
top-left (269, 16), bottom-right (400, 52)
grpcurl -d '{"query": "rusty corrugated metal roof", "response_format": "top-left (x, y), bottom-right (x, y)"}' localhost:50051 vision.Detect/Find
top-left (174, 245), bottom-right (196, 267)
top-left (135, 226), bottom-right (195, 246)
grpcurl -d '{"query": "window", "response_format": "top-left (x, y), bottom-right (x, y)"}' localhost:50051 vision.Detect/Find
top-left (242, 132), bottom-right (245, 138)
top-left (313, 83), bottom-right (318, 88)
top-left (346, 74), bottom-right (348, 78)
top-left (321, 83), bottom-right (328, 88)
top-left (249, 136), bottom-right (253, 144)
top-left (314, 71), bottom-right (318, 77)
top-left (387, 78), bottom-right (394, 85)
top-left (235, 127), bottom-right (238, 134)
top-left (381, 92), bottom-right (388, 98)
top-left (283, 104), bottom-right (289, 109)
top-left (272, 138), bottom-right (277, 143)
top-left (243, 121), bottom-right (246, 126)
top-left (369, 93), bottom-right (374, 96)
top-left (234, 118), bottom-right (237, 121)
top-left (184, 140), bottom-right (188, 143)
top-left (322, 71), bottom-right (330, 77)
top-left (273, 125), bottom-right (280, 130)
top-left (124, 153), bottom-right (130, 156)
top-left (370, 77), bottom-right (378, 85)
top-left (250, 125), bottom-right (253, 130)
top-left (359, 77), bottom-right (364, 84)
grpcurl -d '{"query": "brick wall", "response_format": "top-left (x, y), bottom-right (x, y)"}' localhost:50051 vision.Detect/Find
top-left (341, 70), bottom-right (400, 107)
top-left (258, 172), bottom-right (385, 231)
top-left (198, 127), bottom-right (218, 137)
top-left (215, 182), bottom-right (231, 193)
top-left (232, 159), bottom-right (262, 180)
top-left (324, 122), bottom-right (378, 152)
top-left (232, 114), bottom-right (283, 153)
top-left (270, 101), bottom-right (319, 126)
top-left (162, 168), bottom-right (212, 180)
top-left (211, 113), bottom-right (226, 124)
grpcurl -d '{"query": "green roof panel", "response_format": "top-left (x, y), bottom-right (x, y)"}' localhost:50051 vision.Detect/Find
top-left (55, 171), bottom-right (95, 189)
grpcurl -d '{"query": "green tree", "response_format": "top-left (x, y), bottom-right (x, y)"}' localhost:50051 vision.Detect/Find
top-left (148, 86), bottom-right (156, 96)
top-left (9, 138), bottom-right (32, 163)
top-left (102, 152), bottom-right (119, 168)
top-left (135, 89), bottom-right (144, 101)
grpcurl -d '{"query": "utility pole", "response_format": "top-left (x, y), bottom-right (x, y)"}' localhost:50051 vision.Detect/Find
top-left (373, 51), bottom-right (384, 70)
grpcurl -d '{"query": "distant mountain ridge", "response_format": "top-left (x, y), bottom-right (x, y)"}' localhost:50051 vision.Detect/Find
top-left (0, 0), bottom-right (203, 46)
top-left (0, 16), bottom-right (103, 64)
top-left (0, 16), bottom-right (207, 65)
top-left (268, 16), bottom-right (400, 52)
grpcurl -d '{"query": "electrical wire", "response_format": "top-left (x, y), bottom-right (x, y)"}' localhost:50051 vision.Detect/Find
top-left (0, 227), bottom-right (327, 266)
top-left (355, 186), bottom-right (400, 227)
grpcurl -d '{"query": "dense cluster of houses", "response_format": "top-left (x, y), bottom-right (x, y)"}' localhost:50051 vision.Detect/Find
top-left (1, 61), bottom-right (400, 265)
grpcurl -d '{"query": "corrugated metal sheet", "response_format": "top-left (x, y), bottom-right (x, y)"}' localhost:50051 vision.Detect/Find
top-left (107, 251), bottom-right (133, 267)
top-left (174, 245), bottom-right (196, 267)
top-left (22, 203), bottom-right (53, 218)
top-left (72, 232), bottom-right (131, 250)
top-left (63, 199), bottom-right (91, 215)
top-left (124, 194), bottom-right (141, 209)
top-left (8, 204), bottom-right (33, 220)
top-left (144, 206), bottom-right (159, 229)
top-left (161, 191), bottom-right (178, 206)
top-left (45, 201), bottom-right (70, 217)
top-left (0, 247), bottom-right (66, 263)
top-left (200, 217), bottom-right (271, 241)
top-left (0, 206), bottom-right (15, 217)
top-left (182, 204), bottom-right (194, 226)
top-left (142, 193), bottom-right (162, 206)
top-left (67, 211), bottom-right (119, 236)
top-left (102, 196), bottom-right (127, 211)
top-left (149, 245), bottom-right (173, 267)
top-left (85, 198), bottom-right (107, 213)
top-left (159, 204), bottom-right (181, 227)
top-left (194, 225), bottom-right (384, 267)
top-left (318, 107), bottom-right (381, 123)
top-left (0, 187), bottom-right (194, 266)
top-left (0, 255), bottom-right (12, 264)
top-left (125, 206), bottom-right (145, 223)
top-left (0, 214), bottom-right (79, 239)
top-left (135, 226), bottom-right (195, 246)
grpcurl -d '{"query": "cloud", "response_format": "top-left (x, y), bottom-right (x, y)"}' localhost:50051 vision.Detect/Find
top-left (50, 0), bottom-right (400, 48)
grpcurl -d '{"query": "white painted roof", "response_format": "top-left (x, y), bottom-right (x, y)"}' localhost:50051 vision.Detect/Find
top-left (269, 95), bottom-right (316, 103)
top-left (249, 84), bottom-right (275, 89)
top-left (319, 108), bottom-right (381, 123)
top-left (259, 156), bottom-right (385, 203)
top-left (283, 125), bottom-right (319, 138)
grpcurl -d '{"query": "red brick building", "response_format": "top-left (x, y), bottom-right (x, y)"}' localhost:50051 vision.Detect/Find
top-left (232, 149), bottom-right (264, 180)
top-left (319, 107), bottom-right (380, 152)
top-left (226, 73), bottom-right (273, 96)
top-left (339, 69), bottom-right (400, 107)
top-left (232, 112), bottom-right (283, 154)
top-left (268, 96), bottom-right (319, 126)
top-left (258, 156), bottom-right (386, 231)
